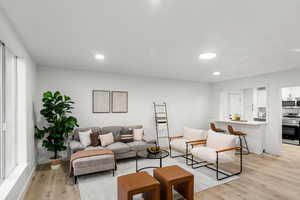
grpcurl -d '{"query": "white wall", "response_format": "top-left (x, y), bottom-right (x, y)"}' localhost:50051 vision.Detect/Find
top-left (35, 66), bottom-right (212, 162)
top-left (212, 68), bottom-right (300, 156)
top-left (0, 7), bottom-right (36, 200)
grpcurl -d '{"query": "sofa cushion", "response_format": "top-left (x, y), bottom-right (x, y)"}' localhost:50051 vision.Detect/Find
top-left (120, 127), bottom-right (134, 143)
top-left (78, 129), bottom-right (92, 147)
top-left (90, 132), bottom-right (100, 146)
top-left (69, 140), bottom-right (85, 152)
top-left (142, 135), bottom-right (156, 144)
top-left (127, 141), bottom-right (153, 151)
top-left (125, 125), bottom-right (143, 130)
top-left (133, 128), bottom-right (144, 141)
top-left (85, 146), bottom-right (106, 150)
top-left (73, 127), bottom-right (101, 141)
top-left (102, 126), bottom-right (122, 142)
top-left (120, 127), bottom-right (134, 135)
top-left (120, 134), bottom-right (134, 143)
top-left (106, 142), bottom-right (130, 154)
top-left (99, 132), bottom-right (115, 147)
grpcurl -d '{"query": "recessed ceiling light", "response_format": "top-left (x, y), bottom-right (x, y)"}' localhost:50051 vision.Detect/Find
top-left (212, 71), bottom-right (221, 76)
top-left (199, 53), bottom-right (216, 60)
top-left (94, 53), bottom-right (105, 60)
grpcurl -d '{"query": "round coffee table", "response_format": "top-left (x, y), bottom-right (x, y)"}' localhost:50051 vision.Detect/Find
top-left (135, 150), bottom-right (169, 172)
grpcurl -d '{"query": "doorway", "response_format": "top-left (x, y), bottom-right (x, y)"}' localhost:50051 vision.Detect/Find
top-left (281, 86), bottom-right (300, 146)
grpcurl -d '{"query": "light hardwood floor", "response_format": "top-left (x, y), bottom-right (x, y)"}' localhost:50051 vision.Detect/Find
top-left (25, 144), bottom-right (300, 200)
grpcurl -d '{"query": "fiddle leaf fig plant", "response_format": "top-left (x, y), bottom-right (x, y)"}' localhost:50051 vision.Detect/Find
top-left (35, 91), bottom-right (79, 159)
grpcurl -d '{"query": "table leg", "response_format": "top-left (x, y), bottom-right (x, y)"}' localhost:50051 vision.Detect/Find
top-left (135, 152), bottom-right (138, 172)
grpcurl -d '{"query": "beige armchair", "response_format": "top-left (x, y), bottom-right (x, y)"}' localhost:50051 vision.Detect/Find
top-left (190, 130), bottom-right (242, 180)
top-left (169, 127), bottom-right (208, 165)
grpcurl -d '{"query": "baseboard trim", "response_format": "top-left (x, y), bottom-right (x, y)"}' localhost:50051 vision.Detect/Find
top-left (17, 164), bottom-right (36, 200)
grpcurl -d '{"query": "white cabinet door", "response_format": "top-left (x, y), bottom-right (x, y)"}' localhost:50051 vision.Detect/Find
top-left (257, 89), bottom-right (267, 107)
top-left (243, 88), bottom-right (254, 121)
top-left (228, 92), bottom-right (242, 115)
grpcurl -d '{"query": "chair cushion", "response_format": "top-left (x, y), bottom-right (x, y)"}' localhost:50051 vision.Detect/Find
top-left (183, 127), bottom-right (207, 141)
top-left (127, 141), bottom-right (153, 151)
top-left (191, 146), bottom-right (234, 163)
top-left (206, 130), bottom-right (236, 150)
top-left (170, 138), bottom-right (191, 154)
top-left (106, 142), bottom-right (130, 154)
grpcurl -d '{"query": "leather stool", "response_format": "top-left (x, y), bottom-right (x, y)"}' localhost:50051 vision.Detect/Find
top-left (154, 165), bottom-right (194, 200)
top-left (228, 125), bottom-right (250, 155)
top-left (210, 122), bottom-right (226, 133)
top-left (117, 172), bottom-right (160, 200)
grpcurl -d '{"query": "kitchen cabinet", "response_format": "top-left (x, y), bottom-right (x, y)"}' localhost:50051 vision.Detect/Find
top-left (282, 86), bottom-right (300, 100)
top-left (257, 88), bottom-right (267, 107)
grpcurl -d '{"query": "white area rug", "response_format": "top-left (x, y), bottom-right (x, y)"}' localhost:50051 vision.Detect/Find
top-left (78, 156), bottom-right (239, 200)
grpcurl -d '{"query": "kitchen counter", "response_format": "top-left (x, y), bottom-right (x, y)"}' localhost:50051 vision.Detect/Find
top-left (214, 120), bottom-right (268, 126)
top-left (214, 120), bottom-right (267, 154)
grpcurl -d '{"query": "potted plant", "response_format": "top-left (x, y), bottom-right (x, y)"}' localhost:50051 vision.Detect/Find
top-left (35, 91), bottom-right (79, 169)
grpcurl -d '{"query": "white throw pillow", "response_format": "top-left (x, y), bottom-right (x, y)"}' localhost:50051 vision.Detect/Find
top-left (99, 132), bottom-right (114, 146)
top-left (183, 127), bottom-right (207, 141)
top-left (133, 128), bottom-right (144, 141)
top-left (78, 129), bottom-right (92, 147)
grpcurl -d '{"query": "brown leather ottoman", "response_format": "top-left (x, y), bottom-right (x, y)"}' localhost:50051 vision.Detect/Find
top-left (154, 165), bottom-right (194, 200)
top-left (117, 171), bottom-right (160, 200)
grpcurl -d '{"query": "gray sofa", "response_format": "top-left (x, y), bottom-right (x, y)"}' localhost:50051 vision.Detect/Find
top-left (68, 125), bottom-right (156, 160)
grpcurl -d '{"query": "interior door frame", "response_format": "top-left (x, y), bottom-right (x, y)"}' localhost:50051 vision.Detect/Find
top-left (0, 41), bottom-right (5, 182)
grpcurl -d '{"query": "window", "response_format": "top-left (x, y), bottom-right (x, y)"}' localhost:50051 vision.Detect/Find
top-left (0, 42), bottom-right (18, 184)
top-left (0, 42), bottom-right (4, 184)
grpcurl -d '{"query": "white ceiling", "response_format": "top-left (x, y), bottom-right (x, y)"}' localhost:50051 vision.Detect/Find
top-left (1, 0), bottom-right (300, 82)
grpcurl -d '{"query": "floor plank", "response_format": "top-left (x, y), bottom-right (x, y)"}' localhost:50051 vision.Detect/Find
top-left (25, 144), bottom-right (300, 200)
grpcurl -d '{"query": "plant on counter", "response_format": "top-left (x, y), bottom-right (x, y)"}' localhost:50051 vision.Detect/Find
top-left (35, 91), bottom-right (79, 159)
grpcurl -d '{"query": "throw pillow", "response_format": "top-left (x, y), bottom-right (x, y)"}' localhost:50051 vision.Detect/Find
top-left (99, 132), bottom-right (114, 146)
top-left (133, 128), bottom-right (144, 141)
top-left (78, 129), bottom-right (92, 147)
top-left (120, 134), bottom-right (134, 143)
top-left (90, 132), bottom-right (100, 146)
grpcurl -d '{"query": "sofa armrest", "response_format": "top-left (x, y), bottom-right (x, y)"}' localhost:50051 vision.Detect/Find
top-left (142, 135), bottom-right (156, 144)
top-left (69, 140), bottom-right (85, 153)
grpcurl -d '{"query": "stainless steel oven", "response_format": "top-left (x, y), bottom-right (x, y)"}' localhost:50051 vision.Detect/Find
top-left (282, 101), bottom-right (296, 107)
top-left (282, 117), bottom-right (300, 140)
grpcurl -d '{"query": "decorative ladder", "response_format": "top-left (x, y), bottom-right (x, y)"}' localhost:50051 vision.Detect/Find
top-left (153, 102), bottom-right (170, 146)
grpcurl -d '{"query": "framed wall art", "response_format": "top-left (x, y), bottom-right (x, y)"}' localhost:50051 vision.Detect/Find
top-left (111, 91), bottom-right (128, 113)
top-left (92, 90), bottom-right (110, 113)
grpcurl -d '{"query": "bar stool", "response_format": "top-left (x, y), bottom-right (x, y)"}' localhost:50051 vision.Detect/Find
top-left (227, 125), bottom-right (250, 155)
top-left (210, 123), bottom-right (226, 133)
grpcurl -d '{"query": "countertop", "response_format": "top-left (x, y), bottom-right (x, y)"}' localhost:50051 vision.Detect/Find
top-left (215, 120), bottom-right (268, 126)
